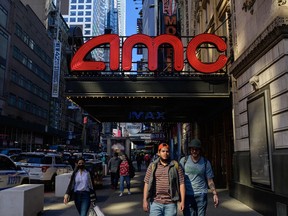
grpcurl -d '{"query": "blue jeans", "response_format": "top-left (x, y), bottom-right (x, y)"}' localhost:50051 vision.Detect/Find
top-left (183, 194), bottom-right (208, 216)
top-left (119, 175), bottom-right (130, 192)
top-left (149, 201), bottom-right (177, 216)
top-left (74, 191), bottom-right (91, 216)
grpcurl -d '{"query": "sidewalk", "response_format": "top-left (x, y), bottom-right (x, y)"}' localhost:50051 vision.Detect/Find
top-left (43, 169), bottom-right (262, 216)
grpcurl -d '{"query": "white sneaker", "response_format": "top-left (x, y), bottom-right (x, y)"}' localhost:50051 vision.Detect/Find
top-left (128, 191), bottom-right (131, 195)
top-left (119, 193), bottom-right (123, 197)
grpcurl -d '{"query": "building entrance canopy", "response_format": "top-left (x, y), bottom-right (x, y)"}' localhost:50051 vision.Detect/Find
top-left (64, 33), bottom-right (231, 123)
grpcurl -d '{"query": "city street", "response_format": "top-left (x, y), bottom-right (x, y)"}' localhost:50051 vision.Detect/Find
top-left (43, 168), bottom-right (262, 216)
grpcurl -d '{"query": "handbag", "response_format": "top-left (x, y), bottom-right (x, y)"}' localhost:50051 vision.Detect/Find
top-left (87, 204), bottom-right (105, 216)
top-left (90, 188), bottom-right (97, 204)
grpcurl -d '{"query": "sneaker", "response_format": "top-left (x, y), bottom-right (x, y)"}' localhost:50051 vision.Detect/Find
top-left (119, 193), bottom-right (123, 197)
top-left (128, 191), bottom-right (131, 195)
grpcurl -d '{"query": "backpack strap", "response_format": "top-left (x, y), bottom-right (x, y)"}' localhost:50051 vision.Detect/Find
top-left (172, 160), bottom-right (179, 170)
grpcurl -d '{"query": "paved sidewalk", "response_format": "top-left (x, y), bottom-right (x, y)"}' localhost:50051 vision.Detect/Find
top-left (44, 169), bottom-right (262, 216)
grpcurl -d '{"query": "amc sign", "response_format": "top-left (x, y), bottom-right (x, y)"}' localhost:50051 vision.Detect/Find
top-left (71, 33), bottom-right (227, 74)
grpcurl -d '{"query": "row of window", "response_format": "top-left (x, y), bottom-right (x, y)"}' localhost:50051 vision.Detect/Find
top-left (68, 16), bottom-right (91, 22)
top-left (13, 46), bottom-right (50, 84)
top-left (11, 70), bottom-right (50, 102)
top-left (71, 0), bottom-right (92, 4)
top-left (70, 6), bottom-right (92, 12)
top-left (64, 17), bottom-right (91, 29)
top-left (8, 93), bottom-right (48, 120)
top-left (15, 24), bottom-right (53, 67)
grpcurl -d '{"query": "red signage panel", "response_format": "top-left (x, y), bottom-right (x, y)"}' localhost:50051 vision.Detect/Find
top-left (70, 33), bottom-right (227, 74)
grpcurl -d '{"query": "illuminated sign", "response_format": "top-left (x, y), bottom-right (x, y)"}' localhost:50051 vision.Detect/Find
top-left (129, 112), bottom-right (165, 121)
top-left (71, 33), bottom-right (227, 74)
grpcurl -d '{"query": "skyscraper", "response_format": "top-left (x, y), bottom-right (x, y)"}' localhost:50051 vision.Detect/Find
top-left (61, 0), bottom-right (121, 61)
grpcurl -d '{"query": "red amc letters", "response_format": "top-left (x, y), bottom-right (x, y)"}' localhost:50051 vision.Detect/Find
top-left (70, 33), bottom-right (227, 74)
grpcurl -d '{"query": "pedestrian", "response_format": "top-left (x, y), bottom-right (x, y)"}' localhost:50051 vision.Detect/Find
top-left (63, 157), bottom-right (96, 216)
top-left (136, 153), bottom-right (142, 171)
top-left (108, 152), bottom-right (121, 189)
top-left (118, 153), bottom-right (132, 196)
top-left (144, 153), bottom-right (151, 168)
top-left (143, 143), bottom-right (185, 216)
top-left (179, 138), bottom-right (219, 216)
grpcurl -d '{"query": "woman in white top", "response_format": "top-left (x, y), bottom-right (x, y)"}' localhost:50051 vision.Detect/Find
top-left (64, 157), bottom-right (95, 216)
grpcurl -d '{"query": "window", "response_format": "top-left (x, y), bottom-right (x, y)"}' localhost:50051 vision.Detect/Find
top-left (85, 24), bottom-right (91, 28)
top-left (78, 11), bottom-right (84, 16)
top-left (8, 94), bottom-right (17, 107)
top-left (29, 39), bottom-right (35, 50)
top-left (18, 97), bottom-right (25, 110)
top-left (11, 70), bottom-right (18, 83)
top-left (85, 30), bottom-right (91, 35)
top-left (70, 18), bottom-right (76, 22)
top-left (0, 29), bottom-right (8, 63)
top-left (0, 5), bottom-right (8, 28)
top-left (77, 18), bottom-right (83, 22)
top-left (22, 32), bottom-right (29, 45)
top-left (71, 5), bottom-right (76, 10)
top-left (55, 157), bottom-right (64, 164)
top-left (19, 75), bottom-right (25, 87)
top-left (42, 156), bottom-right (52, 164)
top-left (247, 89), bottom-right (273, 189)
top-left (0, 156), bottom-right (16, 170)
top-left (78, 5), bottom-right (84, 9)
top-left (21, 54), bottom-right (27, 66)
top-left (27, 59), bottom-right (33, 70)
top-left (26, 101), bottom-right (31, 113)
top-left (85, 17), bottom-right (91, 22)
top-left (85, 11), bottom-right (91, 16)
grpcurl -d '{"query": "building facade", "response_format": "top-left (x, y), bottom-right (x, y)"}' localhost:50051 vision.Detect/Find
top-left (178, 0), bottom-right (288, 214)
top-left (0, 0), bottom-right (61, 150)
top-left (229, 1), bottom-right (288, 215)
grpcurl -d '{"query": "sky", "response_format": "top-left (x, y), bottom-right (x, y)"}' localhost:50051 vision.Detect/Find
top-left (125, 0), bottom-right (142, 64)
top-left (126, 0), bottom-right (141, 36)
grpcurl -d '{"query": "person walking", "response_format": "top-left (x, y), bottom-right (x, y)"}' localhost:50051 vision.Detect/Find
top-left (118, 154), bottom-right (132, 196)
top-left (136, 153), bottom-right (142, 172)
top-left (143, 143), bottom-right (185, 216)
top-left (108, 152), bottom-right (121, 189)
top-left (63, 157), bottom-right (96, 216)
top-left (144, 153), bottom-right (151, 168)
top-left (179, 138), bottom-right (219, 216)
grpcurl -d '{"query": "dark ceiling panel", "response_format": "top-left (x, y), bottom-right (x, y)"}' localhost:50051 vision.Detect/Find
top-left (65, 75), bottom-right (231, 122)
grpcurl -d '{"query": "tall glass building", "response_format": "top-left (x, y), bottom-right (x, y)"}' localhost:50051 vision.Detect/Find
top-left (61, 0), bottom-right (121, 60)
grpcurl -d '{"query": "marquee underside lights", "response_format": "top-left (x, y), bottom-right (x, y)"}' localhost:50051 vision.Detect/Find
top-left (70, 33), bottom-right (228, 74)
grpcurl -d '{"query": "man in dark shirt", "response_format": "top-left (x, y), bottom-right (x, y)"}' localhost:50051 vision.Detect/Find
top-left (108, 152), bottom-right (121, 189)
top-left (143, 143), bottom-right (185, 216)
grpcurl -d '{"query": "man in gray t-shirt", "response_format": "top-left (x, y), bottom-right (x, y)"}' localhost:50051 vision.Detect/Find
top-left (180, 139), bottom-right (219, 216)
top-left (108, 152), bottom-right (121, 189)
